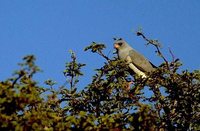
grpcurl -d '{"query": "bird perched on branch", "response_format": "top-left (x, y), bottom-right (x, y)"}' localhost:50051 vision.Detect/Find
top-left (114, 38), bottom-right (156, 78)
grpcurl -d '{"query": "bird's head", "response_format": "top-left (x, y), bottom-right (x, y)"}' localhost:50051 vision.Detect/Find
top-left (114, 38), bottom-right (129, 50)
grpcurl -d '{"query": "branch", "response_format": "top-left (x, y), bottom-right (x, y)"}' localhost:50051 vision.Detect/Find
top-left (12, 70), bottom-right (25, 88)
top-left (84, 42), bottom-right (110, 61)
top-left (137, 31), bottom-right (170, 70)
top-left (168, 47), bottom-right (175, 63)
top-left (97, 50), bottom-right (110, 61)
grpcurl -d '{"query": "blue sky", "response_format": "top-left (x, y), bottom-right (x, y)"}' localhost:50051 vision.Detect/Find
top-left (0, 1), bottom-right (200, 88)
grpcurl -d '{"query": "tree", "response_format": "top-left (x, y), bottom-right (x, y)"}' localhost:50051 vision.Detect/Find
top-left (0, 31), bottom-right (199, 131)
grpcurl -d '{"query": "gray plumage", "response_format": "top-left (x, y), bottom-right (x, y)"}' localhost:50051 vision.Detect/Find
top-left (114, 38), bottom-right (155, 77)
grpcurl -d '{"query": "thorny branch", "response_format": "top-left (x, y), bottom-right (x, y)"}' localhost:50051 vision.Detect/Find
top-left (168, 47), bottom-right (176, 63)
top-left (136, 31), bottom-right (170, 70)
top-left (136, 31), bottom-right (179, 129)
top-left (84, 42), bottom-right (110, 61)
top-left (97, 50), bottom-right (110, 61)
top-left (12, 71), bottom-right (24, 88)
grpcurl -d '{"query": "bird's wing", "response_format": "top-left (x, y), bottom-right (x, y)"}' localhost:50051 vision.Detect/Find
top-left (128, 49), bottom-right (155, 72)
top-left (127, 61), bottom-right (147, 78)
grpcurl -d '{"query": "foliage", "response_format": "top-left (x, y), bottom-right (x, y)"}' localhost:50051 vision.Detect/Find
top-left (0, 32), bottom-right (199, 131)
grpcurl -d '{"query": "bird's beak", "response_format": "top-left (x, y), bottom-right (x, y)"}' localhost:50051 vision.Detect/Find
top-left (114, 43), bottom-right (120, 49)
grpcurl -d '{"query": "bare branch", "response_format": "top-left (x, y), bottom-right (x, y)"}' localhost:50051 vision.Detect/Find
top-left (137, 31), bottom-right (170, 70)
top-left (168, 47), bottom-right (175, 62)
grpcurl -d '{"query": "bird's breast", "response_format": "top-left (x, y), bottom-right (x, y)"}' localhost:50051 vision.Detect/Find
top-left (118, 49), bottom-right (129, 60)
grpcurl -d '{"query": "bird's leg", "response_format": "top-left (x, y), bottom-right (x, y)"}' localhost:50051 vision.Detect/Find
top-left (125, 80), bottom-right (134, 91)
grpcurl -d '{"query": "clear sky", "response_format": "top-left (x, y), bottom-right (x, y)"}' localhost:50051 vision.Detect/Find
top-left (0, 1), bottom-right (200, 88)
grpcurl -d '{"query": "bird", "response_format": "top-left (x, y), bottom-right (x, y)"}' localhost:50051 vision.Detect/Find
top-left (114, 38), bottom-right (156, 78)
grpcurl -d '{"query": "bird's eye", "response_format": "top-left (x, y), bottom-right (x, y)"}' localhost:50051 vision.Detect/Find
top-left (118, 42), bottom-right (123, 46)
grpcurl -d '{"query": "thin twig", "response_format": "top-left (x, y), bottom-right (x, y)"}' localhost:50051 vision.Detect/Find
top-left (137, 31), bottom-right (170, 70)
top-left (12, 72), bottom-right (24, 88)
top-left (168, 47), bottom-right (175, 62)
top-left (97, 51), bottom-right (110, 61)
